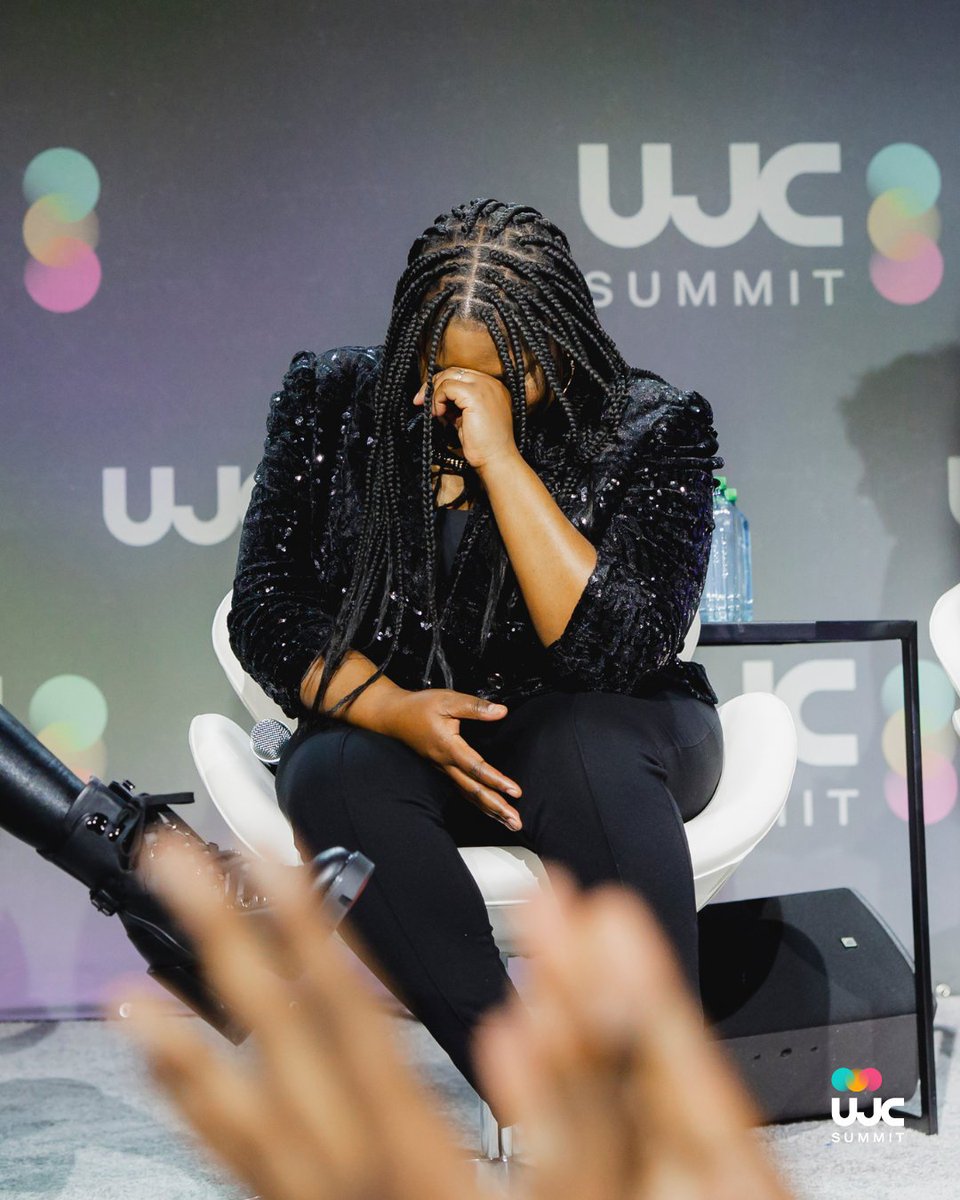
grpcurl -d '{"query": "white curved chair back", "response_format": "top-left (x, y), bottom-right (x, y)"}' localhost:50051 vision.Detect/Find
top-left (930, 582), bottom-right (960, 737)
top-left (191, 686), bottom-right (795, 916)
top-left (213, 590), bottom-right (292, 728)
top-left (198, 590), bottom-right (796, 911)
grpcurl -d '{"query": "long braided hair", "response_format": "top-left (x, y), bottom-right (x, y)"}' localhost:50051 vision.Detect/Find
top-left (309, 197), bottom-right (633, 720)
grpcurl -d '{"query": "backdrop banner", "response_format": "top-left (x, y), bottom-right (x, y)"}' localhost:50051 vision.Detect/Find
top-left (1, 0), bottom-right (958, 1017)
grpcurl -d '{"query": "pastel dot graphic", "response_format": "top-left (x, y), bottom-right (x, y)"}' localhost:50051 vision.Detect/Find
top-left (23, 147), bottom-right (100, 221)
top-left (831, 1067), bottom-right (854, 1091)
top-left (867, 191), bottom-right (941, 259)
top-left (870, 240), bottom-right (944, 305)
top-left (28, 674), bottom-right (108, 751)
top-left (867, 144), bottom-right (941, 210)
top-left (862, 1068), bottom-right (883, 1092)
top-left (22, 147), bottom-right (102, 312)
top-left (885, 753), bottom-right (957, 824)
top-left (881, 660), bottom-right (957, 727)
top-left (865, 144), bottom-right (942, 305)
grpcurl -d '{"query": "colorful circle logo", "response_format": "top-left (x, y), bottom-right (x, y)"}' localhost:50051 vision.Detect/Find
top-left (28, 674), bottom-right (108, 782)
top-left (881, 658), bottom-right (957, 824)
top-left (831, 1067), bottom-right (883, 1093)
top-left (22, 147), bottom-right (102, 313)
top-left (866, 143), bottom-right (942, 305)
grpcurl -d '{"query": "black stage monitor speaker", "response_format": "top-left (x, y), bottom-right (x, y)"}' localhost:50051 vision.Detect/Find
top-left (697, 887), bottom-right (933, 1124)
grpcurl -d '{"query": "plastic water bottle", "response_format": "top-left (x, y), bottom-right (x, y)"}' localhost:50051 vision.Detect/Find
top-left (700, 476), bottom-right (741, 621)
top-left (727, 486), bottom-right (753, 621)
top-left (721, 482), bottom-right (744, 619)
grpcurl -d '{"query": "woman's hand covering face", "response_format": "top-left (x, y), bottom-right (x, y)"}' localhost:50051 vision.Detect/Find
top-left (414, 317), bottom-right (551, 472)
top-left (413, 365), bottom-right (525, 473)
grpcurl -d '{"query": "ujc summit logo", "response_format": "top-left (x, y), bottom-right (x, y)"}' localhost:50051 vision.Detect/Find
top-left (578, 140), bottom-right (943, 308)
top-left (830, 1066), bottom-right (905, 1129)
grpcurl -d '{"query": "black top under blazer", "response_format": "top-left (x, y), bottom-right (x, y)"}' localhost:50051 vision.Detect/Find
top-left (227, 344), bottom-right (725, 724)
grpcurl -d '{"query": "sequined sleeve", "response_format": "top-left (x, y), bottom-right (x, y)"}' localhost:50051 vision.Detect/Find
top-left (226, 349), bottom-right (348, 720)
top-left (543, 387), bottom-right (723, 693)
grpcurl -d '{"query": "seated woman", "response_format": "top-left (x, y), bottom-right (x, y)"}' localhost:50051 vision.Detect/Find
top-left (226, 196), bottom-right (725, 1124)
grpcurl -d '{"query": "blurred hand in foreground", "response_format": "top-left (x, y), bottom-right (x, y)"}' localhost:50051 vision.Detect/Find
top-left (472, 869), bottom-right (795, 1200)
top-left (104, 829), bottom-right (794, 1200)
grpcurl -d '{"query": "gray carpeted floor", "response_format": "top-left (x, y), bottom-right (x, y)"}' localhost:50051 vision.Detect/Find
top-left (1, 996), bottom-right (956, 1198)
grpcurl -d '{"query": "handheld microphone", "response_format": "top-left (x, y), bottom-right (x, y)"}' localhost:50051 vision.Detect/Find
top-left (250, 718), bottom-right (293, 773)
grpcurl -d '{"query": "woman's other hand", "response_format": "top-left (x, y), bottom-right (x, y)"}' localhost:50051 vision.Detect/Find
top-left (105, 831), bottom-right (485, 1200)
top-left (378, 688), bottom-right (524, 831)
top-left (472, 865), bottom-right (796, 1200)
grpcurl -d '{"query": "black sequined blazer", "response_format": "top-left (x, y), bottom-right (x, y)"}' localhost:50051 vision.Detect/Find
top-left (227, 344), bottom-right (725, 724)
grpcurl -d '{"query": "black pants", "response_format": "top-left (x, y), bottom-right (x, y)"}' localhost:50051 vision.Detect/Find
top-left (275, 686), bottom-right (723, 1125)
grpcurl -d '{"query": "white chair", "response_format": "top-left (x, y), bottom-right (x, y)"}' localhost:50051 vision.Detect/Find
top-left (930, 582), bottom-right (960, 737)
top-left (189, 592), bottom-right (797, 1159)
